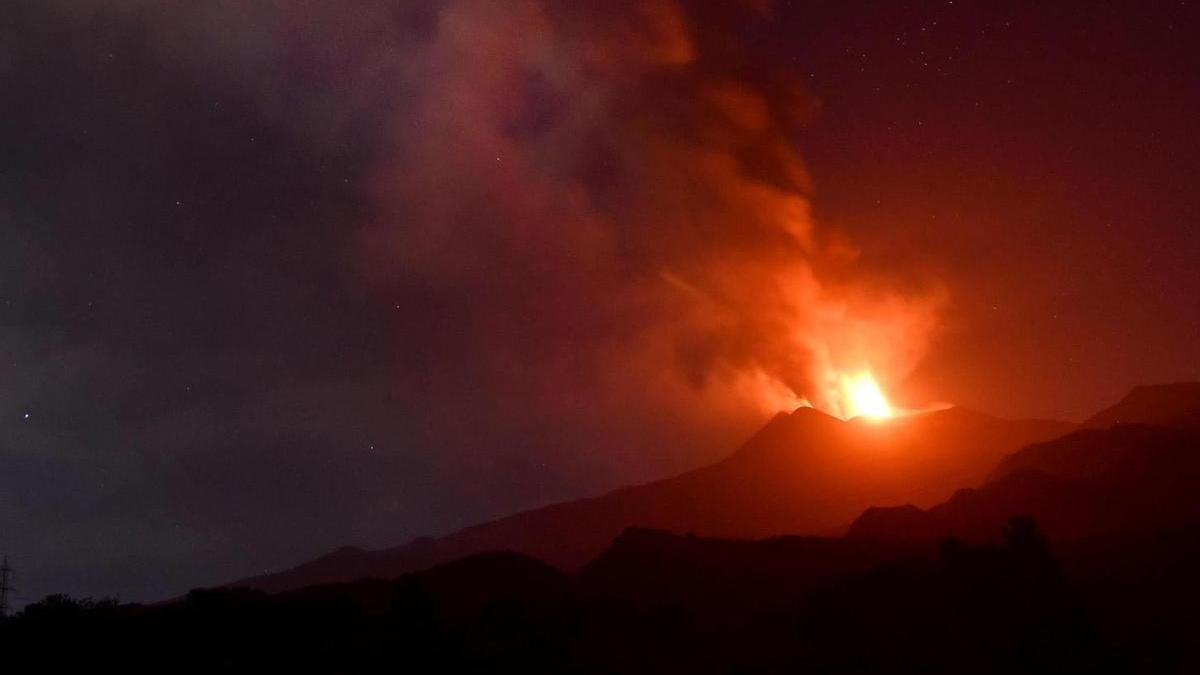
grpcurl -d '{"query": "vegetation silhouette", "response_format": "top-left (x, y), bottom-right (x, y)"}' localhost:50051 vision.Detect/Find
top-left (1, 517), bottom-right (1183, 674)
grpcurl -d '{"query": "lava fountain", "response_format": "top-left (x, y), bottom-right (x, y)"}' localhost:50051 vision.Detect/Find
top-left (836, 370), bottom-right (894, 419)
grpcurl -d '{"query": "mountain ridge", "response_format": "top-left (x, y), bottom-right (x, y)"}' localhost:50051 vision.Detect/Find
top-left (1084, 381), bottom-right (1200, 429)
top-left (227, 404), bottom-right (1074, 594)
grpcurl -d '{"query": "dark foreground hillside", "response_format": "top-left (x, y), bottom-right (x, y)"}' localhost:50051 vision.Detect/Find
top-left (0, 517), bottom-right (1185, 674)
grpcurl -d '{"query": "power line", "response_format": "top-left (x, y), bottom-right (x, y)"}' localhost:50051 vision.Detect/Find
top-left (0, 555), bottom-right (13, 618)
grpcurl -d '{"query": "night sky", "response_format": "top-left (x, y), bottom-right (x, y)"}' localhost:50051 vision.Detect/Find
top-left (2, 0), bottom-right (1198, 604)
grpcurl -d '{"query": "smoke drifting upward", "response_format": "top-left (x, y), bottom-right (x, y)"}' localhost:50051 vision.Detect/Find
top-left (40, 0), bottom-right (944, 426)
top-left (350, 0), bottom-right (942, 420)
top-left (0, 0), bottom-right (941, 600)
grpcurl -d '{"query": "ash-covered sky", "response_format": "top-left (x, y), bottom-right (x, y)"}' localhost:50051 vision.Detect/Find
top-left (2, 0), bottom-right (1198, 603)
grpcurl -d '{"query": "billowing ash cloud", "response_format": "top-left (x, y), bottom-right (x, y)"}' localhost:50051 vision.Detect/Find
top-left (0, 0), bottom-right (939, 601)
top-left (351, 0), bottom-right (941, 414)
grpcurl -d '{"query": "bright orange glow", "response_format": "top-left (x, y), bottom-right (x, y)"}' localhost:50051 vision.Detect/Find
top-left (837, 371), bottom-right (894, 420)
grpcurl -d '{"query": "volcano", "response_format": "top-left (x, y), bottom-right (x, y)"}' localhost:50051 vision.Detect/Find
top-left (231, 406), bottom-right (1072, 593)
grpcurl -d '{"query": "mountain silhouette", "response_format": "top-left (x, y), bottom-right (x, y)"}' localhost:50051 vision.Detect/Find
top-left (8, 519), bottom-right (1128, 674)
top-left (1084, 381), bottom-right (1200, 429)
top-left (575, 526), bottom-right (928, 623)
top-left (231, 406), bottom-right (1072, 593)
top-left (843, 386), bottom-right (1200, 671)
top-left (849, 416), bottom-right (1200, 546)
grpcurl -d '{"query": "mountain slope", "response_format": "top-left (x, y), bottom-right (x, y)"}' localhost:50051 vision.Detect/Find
top-left (13, 523), bottom-right (1120, 675)
top-left (1084, 381), bottom-right (1200, 429)
top-left (231, 406), bottom-right (1073, 593)
top-left (844, 398), bottom-right (1200, 662)
top-left (849, 382), bottom-right (1200, 547)
top-left (848, 423), bottom-right (1200, 545)
top-left (576, 527), bottom-right (928, 621)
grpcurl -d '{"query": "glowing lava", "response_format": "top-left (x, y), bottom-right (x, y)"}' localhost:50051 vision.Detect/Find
top-left (838, 371), bottom-right (894, 419)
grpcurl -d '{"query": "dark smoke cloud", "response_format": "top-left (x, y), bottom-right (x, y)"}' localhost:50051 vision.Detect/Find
top-left (0, 0), bottom-right (938, 602)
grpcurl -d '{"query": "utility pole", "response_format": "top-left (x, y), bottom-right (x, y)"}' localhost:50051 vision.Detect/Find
top-left (0, 555), bottom-right (12, 618)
